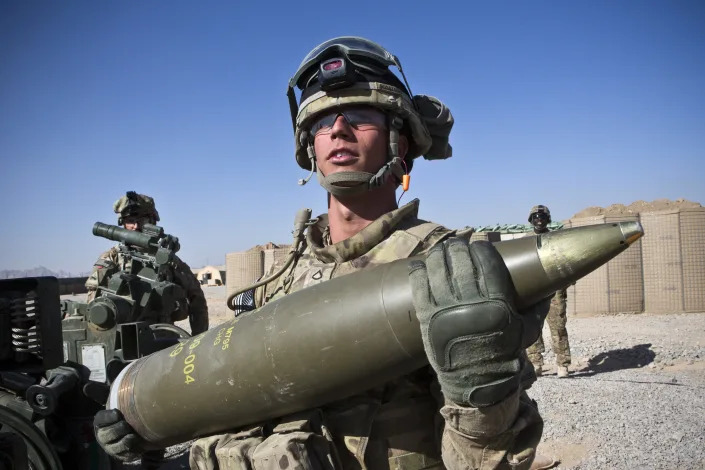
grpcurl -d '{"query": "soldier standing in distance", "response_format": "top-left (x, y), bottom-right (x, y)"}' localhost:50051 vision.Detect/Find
top-left (526, 205), bottom-right (571, 378)
top-left (94, 38), bottom-right (557, 469)
top-left (85, 191), bottom-right (209, 335)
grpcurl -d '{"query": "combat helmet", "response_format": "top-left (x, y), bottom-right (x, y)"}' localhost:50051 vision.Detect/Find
top-left (528, 205), bottom-right (552, 224)
top-left (287, 36), bottom-right (454, 196)
top-left (113, 191), bottom-right (160, 225)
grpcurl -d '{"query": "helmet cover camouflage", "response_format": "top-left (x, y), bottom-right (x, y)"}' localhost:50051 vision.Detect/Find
top-left (289, 37), bottom-right (453, 172)
top-left (528, 205), bottom-right (551, 223)
top-left (113, 191), bottom-right (160, 225)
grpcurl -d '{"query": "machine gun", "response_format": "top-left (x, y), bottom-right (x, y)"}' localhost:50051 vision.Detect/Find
top-left (62, 222), bottom-right (191, 386)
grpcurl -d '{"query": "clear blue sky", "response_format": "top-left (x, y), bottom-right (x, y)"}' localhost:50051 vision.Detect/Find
top-left (1, 1), bottom-right (703, 274)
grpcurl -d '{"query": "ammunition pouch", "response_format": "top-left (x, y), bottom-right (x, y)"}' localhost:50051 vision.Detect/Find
top-left (369, 397), bottom-right (444, 470)
top-left (190, 426), bottom-right (265, 470)
top-left (190, 410), bottom-right (337, 470)
top-left (251, 412), bottom-right (337, 470)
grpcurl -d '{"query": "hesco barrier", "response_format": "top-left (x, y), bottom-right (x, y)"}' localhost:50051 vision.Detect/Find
top-left (225, 251), bottom-right (264, 298)
top-left (263, 248), bottom-right (291, 275)
top-left (566, 215), bottom-right (644, 315)
top-left (681, 209), bottom-right (705, 312)
top-left (640, 208), bottom-right (705, 313)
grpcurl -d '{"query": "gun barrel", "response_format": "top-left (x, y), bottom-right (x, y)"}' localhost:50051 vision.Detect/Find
top-left (109, 221), bottom-right (643, 448)
top-left (92, 222), bottom-right (155, 250)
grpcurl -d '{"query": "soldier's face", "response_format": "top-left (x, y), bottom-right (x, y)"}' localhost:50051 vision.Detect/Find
top-left (123, 216), bottom-right (151, 232)
top-left (531, 213), bottom-right (549, 230)
top-left (312, 107), bottom-right (407, 179)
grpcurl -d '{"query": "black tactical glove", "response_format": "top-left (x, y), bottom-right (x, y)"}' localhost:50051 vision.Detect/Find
top-left (409, 238), bottom-right (550, 408)
top-left (94, 409), bottom-right (153, 462)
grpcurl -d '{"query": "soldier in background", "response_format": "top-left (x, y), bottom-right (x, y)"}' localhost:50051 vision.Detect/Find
top-left (85, 191), bottom-right (209, 335)
top-left (95, 39), bottom-right (556, 469)
top-left (526, 205), bottom-right (571, 378)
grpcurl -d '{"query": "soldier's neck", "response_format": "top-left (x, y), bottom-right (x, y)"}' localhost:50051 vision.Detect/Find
top-left (327, 185), bottom-right (398, 244)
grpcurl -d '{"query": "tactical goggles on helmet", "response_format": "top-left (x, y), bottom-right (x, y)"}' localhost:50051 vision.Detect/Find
top-left (287, 36), bottom-right (414, 132)
top-left (531, 212), bottom-right (549, 222)
top-left (309, 107), bottom-right (387, 136)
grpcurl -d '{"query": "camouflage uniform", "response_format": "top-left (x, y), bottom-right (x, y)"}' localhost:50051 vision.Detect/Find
top-left (190, 200), bottom-right (543, 470)
top-left (85, 245), bottom-right (209, 335)
top-left (526, 289), bottom-right (570, 369)
top-left (526, 206), bottom-right (571, 371)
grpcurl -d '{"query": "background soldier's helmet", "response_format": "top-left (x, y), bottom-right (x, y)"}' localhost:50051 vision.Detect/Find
top-left (287, 36), bottom-right (455, 193)
top-left (113, 191), bottom-right (160, 225)
top-left (528, 205), bottom-right (552, 223)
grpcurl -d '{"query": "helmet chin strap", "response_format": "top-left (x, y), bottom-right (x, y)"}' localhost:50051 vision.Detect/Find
top-left (302, 114), bottom-right (406, 198)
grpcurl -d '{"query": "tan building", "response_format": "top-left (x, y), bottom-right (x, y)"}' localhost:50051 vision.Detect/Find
top-left (195, 265), bottom-right (226, 287)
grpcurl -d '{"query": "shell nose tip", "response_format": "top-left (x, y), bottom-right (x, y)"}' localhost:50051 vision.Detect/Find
top-left (620, 221), bottom-right (644, 245)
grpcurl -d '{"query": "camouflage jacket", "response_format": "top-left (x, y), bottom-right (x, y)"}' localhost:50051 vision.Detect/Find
top-left (243, 199), bottom-right (542, 469)
top-left (85, 245), bottom-right (209, 335)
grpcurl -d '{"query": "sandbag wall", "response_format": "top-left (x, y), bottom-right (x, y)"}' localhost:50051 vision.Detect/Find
top-left (640, 208), bottom-right (705, 313)
top-left (225, 251), bottom-right (264, 299)
top-left (565, 215), bottom-right (644, 315)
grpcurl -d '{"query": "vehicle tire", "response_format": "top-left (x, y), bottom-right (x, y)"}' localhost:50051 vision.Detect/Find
top-left (0, 406), bottom-right (63, 470)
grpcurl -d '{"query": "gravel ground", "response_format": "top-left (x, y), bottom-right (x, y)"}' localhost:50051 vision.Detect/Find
top-left (530, 312), bottom-right (705, 470)
top-left (78, 286), bottom-right (705, 469)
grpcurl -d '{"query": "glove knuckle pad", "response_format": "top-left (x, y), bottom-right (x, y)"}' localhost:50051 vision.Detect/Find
top-left (428, 302), bottom-right (509, 369)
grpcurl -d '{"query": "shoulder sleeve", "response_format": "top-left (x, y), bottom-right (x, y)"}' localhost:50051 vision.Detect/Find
top-left (85, 247), bottom-right (120, 302)
top-left (173, 256), bottom-right (209, 335)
